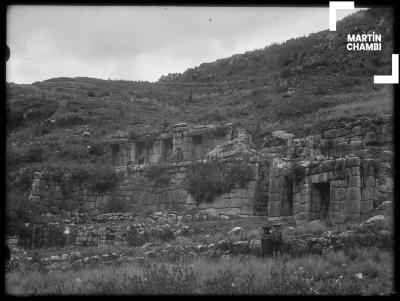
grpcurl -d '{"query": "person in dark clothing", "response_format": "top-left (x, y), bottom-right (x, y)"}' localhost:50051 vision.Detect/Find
top-left (175, 147), bottom-right (183, 162)
top-left (261, 225), bottom-right (273, 258)
top-left (271, 222), bottom-right (283, 258)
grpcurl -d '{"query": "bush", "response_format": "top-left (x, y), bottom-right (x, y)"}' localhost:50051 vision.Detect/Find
top-left (25, 144), bottom-right (45, 163)
top-left (214, 125), bottom-right (230, 138)
top-left (39, 163), bottom-right (121, 193)
top-left (186, 160), bottom-right (253, 204)
top-left (280, 68), bottom-right (290, 78)
top-left (143, 164), bottom-right (170, 185)
top-left (88, 143), bottom-right (105, 156)
top-left (87, 90), bottom-right (96, 97)
top-left (88, 164), bottom-right (121, 193)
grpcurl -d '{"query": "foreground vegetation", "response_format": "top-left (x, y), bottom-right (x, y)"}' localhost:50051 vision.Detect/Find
top-left (6, 247), bottom-right (393, 295)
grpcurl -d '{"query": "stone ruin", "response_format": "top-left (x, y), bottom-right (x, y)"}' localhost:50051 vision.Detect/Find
top-left (26, 116), bottom-right (393, 224)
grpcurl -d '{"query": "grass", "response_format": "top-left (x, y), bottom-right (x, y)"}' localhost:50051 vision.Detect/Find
top-left (6, 247), bottom-right (394, 295)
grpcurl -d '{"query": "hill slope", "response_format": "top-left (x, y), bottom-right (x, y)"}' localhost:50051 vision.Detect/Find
top-left (6, 7), bottom-right (394, 201)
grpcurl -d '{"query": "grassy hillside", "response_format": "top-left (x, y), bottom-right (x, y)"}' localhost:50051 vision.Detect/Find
top-left (5, 7), bottom-right (394, 231)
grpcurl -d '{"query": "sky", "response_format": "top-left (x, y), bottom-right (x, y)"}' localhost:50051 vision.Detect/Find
top-left (6, 6), bottom-right (365, 84)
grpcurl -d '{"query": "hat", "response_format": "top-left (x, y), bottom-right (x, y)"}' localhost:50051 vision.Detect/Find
top-left (262, 221), bottom-right (273, 229)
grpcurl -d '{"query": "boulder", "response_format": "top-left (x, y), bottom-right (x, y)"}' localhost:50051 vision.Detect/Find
top-left (360, 215), bottom-right (386, 230)
top-left (228, 227), bottom-right (244, 239)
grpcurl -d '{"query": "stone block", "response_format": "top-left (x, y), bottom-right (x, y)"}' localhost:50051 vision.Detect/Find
top-left (294, 212), bottom-right (309, 220)
top-left (360, 199), bottom-right (373, 214)
top-left (349, 176), bottom-right (361, 188)
top-left (349, 140), bottom-right (363, 152)
top-left (239, 206), bottom-right (254, 215)
top-left (330, 188), bottom-right (339, 202)
top-left (347, 187), bottom-right (361, 201)
top-left (268, 200), bottom-right (281, 217)
top-left (345, 197), bottom-right (360, 215)
top-left (350, 167), bottom-right (360, 176)
top-left (347, 156), bottom-right (360, 167)
top-left (329, 201), bottom-right (341, 212)
top-left (361, 187), bottom-right (374, 201)
top-left (218, 207), bottom-right (240, 216)
top-left (245, 189), bottom-right (256, 199)
top-left (364, 176), bottom-right (375, 188)
top-left (311, 172), bottom-right (329, 183)
top-left (323, 129), bottom-right (336, 139)
top-left (231, 189), bottom-right (248, 199)
top-left (335, 128), bottom-right (350, 137)
top-left (205, 208), bottom-right (219, 217)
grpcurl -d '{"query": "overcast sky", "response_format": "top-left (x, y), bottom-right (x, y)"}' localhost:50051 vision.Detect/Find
top-left (7, 6), bottom-right (364, 84)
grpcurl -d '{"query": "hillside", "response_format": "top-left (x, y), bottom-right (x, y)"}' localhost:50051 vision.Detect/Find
top-left (5, 7), bottom-right (394, 231)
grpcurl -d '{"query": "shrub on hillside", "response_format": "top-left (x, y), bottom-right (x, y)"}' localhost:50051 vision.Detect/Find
top-left (40, 163), bottom-right (121, 193)
top-left (186, 160), bottom-right (253, 204)
top-left (87, 90), bottom-right (96, 97)
top-left (25, 144), bottom-right (45, 163)
top-left (214, 124), bottom-right (230, 138)
top-left (88, 164), bottom-right (122, 193)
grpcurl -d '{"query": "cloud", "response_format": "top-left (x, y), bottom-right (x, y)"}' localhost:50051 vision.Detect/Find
top-left (6, 6), bottom-right (365, 84)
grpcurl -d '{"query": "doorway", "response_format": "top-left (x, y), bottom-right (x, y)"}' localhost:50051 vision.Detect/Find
top-left (280, 176), bottom-right (293, 216)
top-left (311, 182), bottom-right (330, 220)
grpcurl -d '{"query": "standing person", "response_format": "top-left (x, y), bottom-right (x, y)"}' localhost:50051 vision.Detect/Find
top-left (261, 225), bottom-right (273, 258)
top-left (175, 147), bottom-right (183, 162)
top-left (271, 222), bottom-right (283, 258)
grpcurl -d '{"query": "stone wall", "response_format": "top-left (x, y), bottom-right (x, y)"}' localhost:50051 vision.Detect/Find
top-left (291, 114), bottom-right (392, 160)
top-left (115, 160), bottom-right (259, 218)
top-left (27, 172), bottom-right (113, 218)
top-left (27, 160), bottom-right (259, 219)
top-left (103, 123), bottom-right (247, 166)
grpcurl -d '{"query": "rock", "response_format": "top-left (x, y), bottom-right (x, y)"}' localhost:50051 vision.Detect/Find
top-left (355, 273), bottom-right (363, 279)
top-left (322, 231), bottom-right (332, 238)
top-left (228, 227), bottom-right (244, 239)
top-left (230, 241), bottom-right (249, 254)
top-left (288, 239), bottom-right (309, 256)
top-left (50, 255), bottom-right (60, 262)
top-left (61, 254), bottom-right (70, 261)
top-left (360, 215), bottom-right (386, 230)
top-left (338, 230), bottom-right (355, 238)
top-left (220, 215), bottom-right (230, 220)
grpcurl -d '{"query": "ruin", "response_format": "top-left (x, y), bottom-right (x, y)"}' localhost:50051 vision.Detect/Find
top-left (27, 115), bottom-right (393, 223)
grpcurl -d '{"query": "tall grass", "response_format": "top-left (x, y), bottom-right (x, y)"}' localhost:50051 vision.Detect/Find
top-left (6, 248), bottom-right (393, 295)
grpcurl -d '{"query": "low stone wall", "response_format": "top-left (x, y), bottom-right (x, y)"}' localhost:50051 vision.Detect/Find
top-left (8, 225), bottom-right (393, 272)
top-left (17, 223), bottom-right (77, 249)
